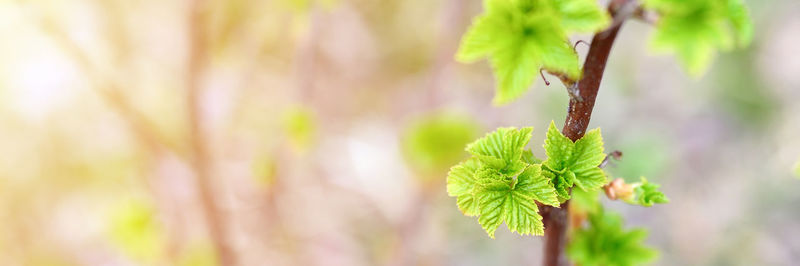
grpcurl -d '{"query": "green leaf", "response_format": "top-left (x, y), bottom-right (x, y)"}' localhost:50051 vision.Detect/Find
top-left (571, 188), bottom-right (600, 214)
top-left (643, 0), bottom-right (753, 76)
top-left (516, 165), bottom-right (559, 207)
top-left (554, 0), bottom-right (611, 33)
top-left (475, 165), bottom-right (555, 238)
top-left (476, 179), bottom-right (512, 238)
top-left (447, 159), bottom-right (481, 216)
top-left (467, 127), bottom-right (533, 175)
top-left (570, 128), bottom-right (605, 171)
top-left (628, 177), bottom-right (669, 207)
top-left (573, 167), bottom-right (607, 191)
top-left (456, 0), bottom-right (591, 105)
top-left (543, 121), bottom-right (574, 171)
top-left (522, 150), bottom-right (543, 164)
top-left (726, 0), bottom-right (753, 45)
top-left (567, 209), bottom-right (658, 266)
top-left (542, 121), bottom-right (606, 200)
top-left (402, 112), bottom-right (480, 179)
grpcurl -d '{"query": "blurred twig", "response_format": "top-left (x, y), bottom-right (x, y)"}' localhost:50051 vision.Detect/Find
top-left (185, 0), bottom-right (237, 265)
top-left (35, 17), bottom-right (187, 157)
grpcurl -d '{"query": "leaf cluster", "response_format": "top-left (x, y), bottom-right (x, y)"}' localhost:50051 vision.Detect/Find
top-left (447, 121), bottom-right (607, 237)
top-left (542, 121), bottom-right (607, 202)
top-left (567, 209), bottom-right (658, 266)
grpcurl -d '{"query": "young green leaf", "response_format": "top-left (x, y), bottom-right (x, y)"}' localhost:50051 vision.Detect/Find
top-left (516, 165), bottom-right (560, 207)
top-left (643, 0), bottom-right (753, 76)
top-left (628, 177), bottom-right (669, 207)
top-left (448, 126), bottom-right (562, 238)
top-left (447, 158), bottom-right (481, 216)
top-left (522, 150), bottom-right (543, 165)
top-left (567, 209), bottom-right (658, 266)
top-left (474, 165), bottom-right (557, 238)
top-left (554, 0), bottom-right (612, 33)
top-left (457, 0), bottom-right (611, 105)
top-left (467, 127), bottom-right (533, 176)
top-left (544, 121), bottom-right (574, 170)
top-left (542, 121), bottom-right (607, 201)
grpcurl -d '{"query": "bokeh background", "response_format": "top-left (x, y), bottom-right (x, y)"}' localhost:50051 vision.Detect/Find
top-left (1, 0), bottom-right (799, 265)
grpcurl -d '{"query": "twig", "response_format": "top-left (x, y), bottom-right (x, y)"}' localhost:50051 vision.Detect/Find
top-left (185, 0), bottom-right (237, 265)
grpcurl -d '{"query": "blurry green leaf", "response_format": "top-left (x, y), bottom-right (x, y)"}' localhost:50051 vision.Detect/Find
top-left (571, 188), bottom-right (600, 214)
top-left (792, 157), bottom-right (800, 179)
top-left (554, 0), bottom-right (611, 33)
top-left (643, 0), bottom-right (753, 76)
top-left (402, 113), bottom-right (480, 178)
top-left (457, 0), bottom-right (611, 104)
top-left (108, 200), bottom-right (164, 261)
top-left (712, 51), bottom-right (778, 127)
top-left (282, 106), bottom-right (317, 153)
top-left (567, 209), bottom-right (658, 266)
top-left (543, 122), bottom-right (607, 201)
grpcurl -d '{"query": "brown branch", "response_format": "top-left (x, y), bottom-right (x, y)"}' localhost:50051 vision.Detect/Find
top-left (541, 1), bottom-right (631, 265)
top-left (185, 0), bottom-right (236, 265)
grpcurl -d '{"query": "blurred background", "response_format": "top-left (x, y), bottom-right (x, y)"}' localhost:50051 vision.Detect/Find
top-left (1, 0), bottom-right (799, 265)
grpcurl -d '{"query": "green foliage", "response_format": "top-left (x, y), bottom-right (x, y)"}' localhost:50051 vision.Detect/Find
top-left (466, 127), bottom-right (533, 176)
top-left (628, 177), bottom-right (669, 207)
top-left (447, 127), bottom-right (559, 237)
top-left (475, 165), bottom-right (559, 237)
top-left (543, 121), bottom-right (607, 201)
top-left (456, 0), bottom-right (610, 105)
top-left (402, 113), bottom-right (480, 179)
top-left (282, 106), bottom-right (317, 152)
top-left (643, 0), bottom-right (753, 76)
top-left (108, 200), bottom-right (164, 261)
top-left (567, 209), bottom-right (658, 266)
top-left (570, 187), bottom-right (601, 214)
top-left (447, 122), bottom-right (615, 238)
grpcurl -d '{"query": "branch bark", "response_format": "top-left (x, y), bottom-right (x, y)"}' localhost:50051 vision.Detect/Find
top-left (541, 1), bottom-right (628, 265)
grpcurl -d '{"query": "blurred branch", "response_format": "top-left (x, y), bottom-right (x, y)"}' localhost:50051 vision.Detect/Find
top-left (35, 17), bottom-right (187, 158)
top-left (185, 0), bottom-right (237, 265)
